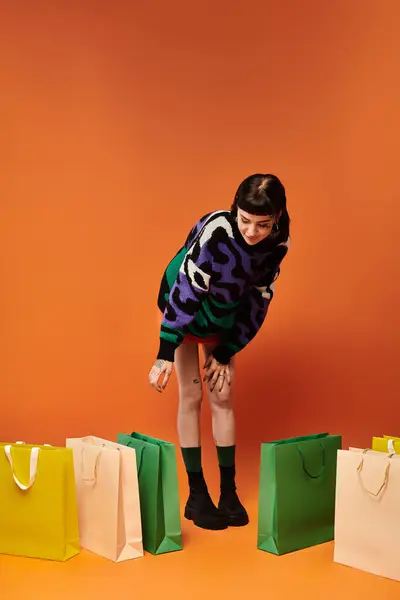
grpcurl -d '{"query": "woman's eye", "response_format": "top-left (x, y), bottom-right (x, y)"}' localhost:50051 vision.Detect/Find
top-left (240, 215), bottom-right (271, 229)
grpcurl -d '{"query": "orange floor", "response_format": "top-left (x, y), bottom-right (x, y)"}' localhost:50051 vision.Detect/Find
top-left (1, 491), bottom-right (398, 600)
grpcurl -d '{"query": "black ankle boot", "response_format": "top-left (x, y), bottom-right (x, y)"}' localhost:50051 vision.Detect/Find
top-left (184, 470), bottom-right (228, 531)
top-left (218, 465), bottom-right (249, 527)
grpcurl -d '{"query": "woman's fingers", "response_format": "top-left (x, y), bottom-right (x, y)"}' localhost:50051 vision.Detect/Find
top-left (203, 361), bottom-right (215, 381)
top-left (149, 360), bottom-right (173, 393)
top-left (210, 368), bottom-right (221, 392)
top-left (161, 365), bottom-right (172, 390)
top-left (204, 357), bottom-right (219, 380)
top-left (225, 365), bottom-right (231, 386)
top-left (218, 369), bottom-right (226, 392)
top-left (149, 366), bottom-right (162, 392)
top-left (202, 357), bottom-right (231, 391)
top-left (203, 355), bottom-right (212, 370)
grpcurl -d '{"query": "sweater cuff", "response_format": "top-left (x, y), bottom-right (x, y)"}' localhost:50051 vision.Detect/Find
top-left (212, 345), bottom-right (235, 365)
top-left (157, 338), bottom-right (178, 362)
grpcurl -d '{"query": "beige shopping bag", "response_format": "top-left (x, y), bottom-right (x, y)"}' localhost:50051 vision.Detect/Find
top-left (334, 448), bottom-right (400, 581)
top-left (66, 436), bottom-right (143, 562)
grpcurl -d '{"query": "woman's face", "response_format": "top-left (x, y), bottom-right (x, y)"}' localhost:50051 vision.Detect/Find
top-left (236, 208), bottom-right (278, 245)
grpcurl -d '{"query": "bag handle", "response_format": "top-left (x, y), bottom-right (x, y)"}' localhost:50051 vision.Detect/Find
top-left (4, 445), bottom-right (40, 491)
top-left (297, 443), bottom-right (325, 479)
top-left (15, 441), bottom-right (51, 447)
top-left (126, 439), bottom-right (145, 477)
top-left (357, 450), bottom-right (391, 497)
top-left (80, 446), bottom-right (103, 484)
top-left (387, 439), bottom-right (396, 454)
top-left (136, 446), bottom-right (145, 477)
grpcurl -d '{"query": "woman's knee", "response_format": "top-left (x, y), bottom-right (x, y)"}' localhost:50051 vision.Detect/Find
top-left (208, 386), bottom-right (232, 410)
top-left (179, 382), bottom-right (203, 410)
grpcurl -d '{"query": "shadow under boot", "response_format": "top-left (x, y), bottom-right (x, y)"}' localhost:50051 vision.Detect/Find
top-left (184, 470), bottom-right (228, 531)
top-left (218, 465), bottom-right (249, 527)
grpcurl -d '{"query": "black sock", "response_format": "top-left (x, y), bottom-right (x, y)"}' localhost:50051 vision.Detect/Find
top-left (181, 446), bottom-right (202, 472)
top-left (216, 445), bottom-right (235, 467)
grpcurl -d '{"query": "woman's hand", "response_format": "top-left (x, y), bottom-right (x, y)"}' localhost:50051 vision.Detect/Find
top-left (149, 359), bottom-right (173, 393)
top-left (203, 355), bottom-right (232, 392)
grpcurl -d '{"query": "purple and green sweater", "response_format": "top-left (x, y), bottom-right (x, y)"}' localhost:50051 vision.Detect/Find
top-left (157, 210), bottom-right (289, 364)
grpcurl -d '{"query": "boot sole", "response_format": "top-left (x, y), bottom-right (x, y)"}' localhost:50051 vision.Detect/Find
top-left (184, 506), bottom-right (228, 530)
top-left (227, 513), bottom-right (249, 527)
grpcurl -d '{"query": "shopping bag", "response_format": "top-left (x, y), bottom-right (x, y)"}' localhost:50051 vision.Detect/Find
top-left (66, 436), bottom-right (143, 562)
top-left (257, 432), bottom-right (342, 555)
top-left (0, 442), bottom-right (80, 561)
top-left (117, 432), bottom-right (182, 555)
top-left (334, 448), bottom-right (400, 581)
top-left (372, 435), bottom-right (400, 454)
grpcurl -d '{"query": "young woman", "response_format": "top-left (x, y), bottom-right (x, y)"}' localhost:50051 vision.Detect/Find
top-left (149, 173), bottom-right (290, 531)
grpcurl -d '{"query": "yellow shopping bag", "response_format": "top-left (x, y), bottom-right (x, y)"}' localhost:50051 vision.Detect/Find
top-left (372, 435), bottom-right (400, 454)
top-left (0, 443), bottom-right (80, 560)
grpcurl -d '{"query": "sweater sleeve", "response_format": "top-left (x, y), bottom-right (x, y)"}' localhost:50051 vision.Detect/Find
top-left (157, 231), bottom-right (213, 362)
top-left (212, 239), bottom-right (290, 364)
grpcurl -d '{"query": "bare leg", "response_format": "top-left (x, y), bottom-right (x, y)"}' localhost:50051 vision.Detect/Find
top-left (202, 343), bottom-right (249, 527)
top-left (176, 342), bottom-right (229, 531)
top-left (202, 343), bottom-right (235, 447)
top-left (174, 343), bottom-right (203, 447)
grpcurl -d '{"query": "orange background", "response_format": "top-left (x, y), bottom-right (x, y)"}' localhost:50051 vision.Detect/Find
top-left (1, 0), bottom-right (399, 487)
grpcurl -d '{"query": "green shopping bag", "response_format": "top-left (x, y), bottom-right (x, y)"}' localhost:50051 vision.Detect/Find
top-left (117, 432), bottom-right (182, 555)
top-left (257, 432), bottom-right (341, 555)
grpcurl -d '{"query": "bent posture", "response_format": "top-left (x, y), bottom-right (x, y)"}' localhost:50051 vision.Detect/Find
top-left (149, 173), bottom-right (290, 531)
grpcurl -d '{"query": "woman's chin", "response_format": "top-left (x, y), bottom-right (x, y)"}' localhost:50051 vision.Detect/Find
top-left (243, 236), bottom-right (261, 246)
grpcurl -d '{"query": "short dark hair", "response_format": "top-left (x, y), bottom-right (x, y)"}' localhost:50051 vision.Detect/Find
top-left (231, 173), bottom-right (290, 240)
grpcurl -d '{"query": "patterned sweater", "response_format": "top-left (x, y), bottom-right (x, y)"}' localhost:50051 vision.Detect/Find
top-left (157, 210), bottom-right (289, 364)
